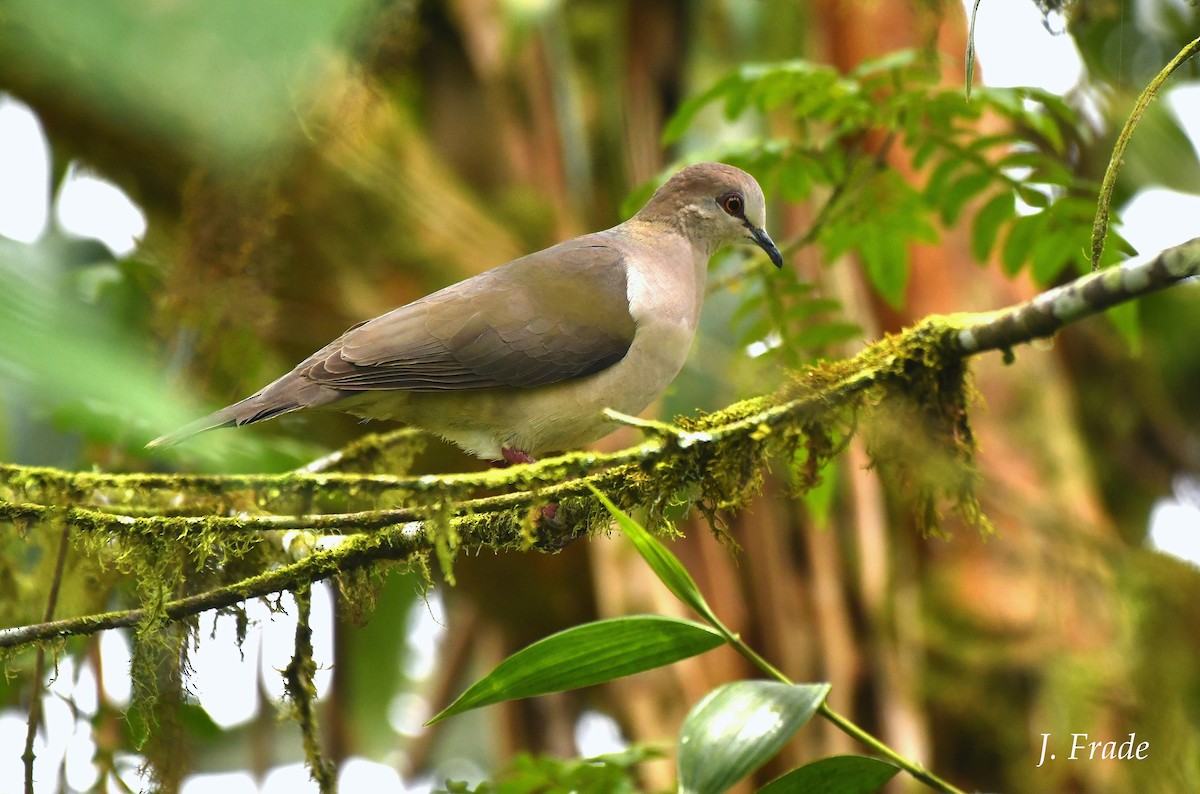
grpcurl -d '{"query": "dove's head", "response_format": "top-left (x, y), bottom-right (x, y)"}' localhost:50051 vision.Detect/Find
top-left (635, 162), bottom-right (783, 268)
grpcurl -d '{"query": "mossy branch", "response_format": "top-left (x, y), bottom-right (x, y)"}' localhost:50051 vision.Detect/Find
top-left (957, 235), bottom-right (1200, 352)
top-left (1, 237), bottom-right (1198, 652)
top-left (283, 586), bottom-right (336, 793)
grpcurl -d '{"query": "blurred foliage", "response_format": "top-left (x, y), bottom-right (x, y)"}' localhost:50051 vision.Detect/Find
top-left (0, 234), bottom-right (322, 472)
top-left (441, 746), bottom-right (661, 794)
top-left (0, 0), bottom-right (364, 175)
top-left (663, 53), bottom-right (1131, 299)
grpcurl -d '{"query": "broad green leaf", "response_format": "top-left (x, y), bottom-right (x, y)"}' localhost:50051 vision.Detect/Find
top-left (678, 681), bottom-right (831, 794)
top-left (758, 70), bottom-right (809, 112)
top-left (589, 486), bottom-right (720, 625)
top-left (445, 747), bottom-right (660, 793)
top-left (970, 191), bottom-right (1015, 263)
top-left (428, 616), bottom-right (723, 724)
top-left (1108, 228), bottom-right (1139, 259)
top-left (756, 755), bottom-right (900, 794)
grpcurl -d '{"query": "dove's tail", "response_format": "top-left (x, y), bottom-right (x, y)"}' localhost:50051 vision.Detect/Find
top-left (145, 374), bottom-right (339, 448)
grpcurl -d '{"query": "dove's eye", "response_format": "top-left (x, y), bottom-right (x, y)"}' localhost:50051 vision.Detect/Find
top-left (718, 192), bottom-right (745, 217)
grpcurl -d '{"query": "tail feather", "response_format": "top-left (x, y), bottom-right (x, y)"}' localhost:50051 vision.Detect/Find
top-left (146, 395), bottom-right (303, 449)
top-left (146, 406), bottom-right (242, 449)
top-left (147, 373), bottom-right (345, 450)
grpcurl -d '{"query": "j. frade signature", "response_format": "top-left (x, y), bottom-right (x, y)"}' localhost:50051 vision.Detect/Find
top-left (1036, 733), bottom-right (1148, 767)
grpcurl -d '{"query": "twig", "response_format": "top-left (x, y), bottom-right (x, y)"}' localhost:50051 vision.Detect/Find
top-left (955, 236), bottom-right (1200, 353)
top-left (0, 438), bottom-right (646, 508)
top-left (22, 523), bottom-right (71, 794)
top-left (283, 586), bottom-right (336, 792)
top-left (298, 428), bottom-right (426, 473)
top-left (1090, 35), bottom-right (1200, 270)
top-left (0, 525), bottom-right (425, 649)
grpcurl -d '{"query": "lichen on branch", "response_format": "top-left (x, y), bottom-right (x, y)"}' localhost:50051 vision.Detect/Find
top-left (1, 236), bottom-right (1197, 657)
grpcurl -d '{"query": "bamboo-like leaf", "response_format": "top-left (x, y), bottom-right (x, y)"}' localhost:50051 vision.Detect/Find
top-left (588, 486), bottom-right (720, 626)
top-left (678, 681), bottom-right (831, 794)
top-left (756, 755), bottom-right (900, 793)
top-left (427, 616), bottom-right (723, 724)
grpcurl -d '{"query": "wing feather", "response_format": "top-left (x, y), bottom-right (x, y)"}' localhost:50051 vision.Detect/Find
top-left (298, 236), bottom-right (636, 392)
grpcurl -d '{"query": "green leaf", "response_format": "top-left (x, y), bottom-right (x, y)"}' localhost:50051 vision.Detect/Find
top-left (441, 747), bottom-right (661, 794)
top-left (778, 152), bottom-right (817, 201)
top-left (1000, 212), bottom-right (1044, 276)
top-left (788, 296), bottom-right (843, 319)
top-left (799, 458), bottom-right (837, 528)
top-left (965, 132), bottom-right (1023, 157)
top-left (589, 486), bottom-right (720, 625)
top-left (970, 191), bottom-right (1015, 263)
top-left (997, 150), bottom-right (1075, 186)
top-left (756, 755), bottom-right (900, 794)
top-left (1021, 94), bottom-right (1070, 154)
top-left (1105, 299), bottom-right (1142, 352)
top-left (428, 616), bottom-right (724, 724)
top-left (1015, 184), bottom-right (1052, 209)
top-left (793, 321), bottom-right (863, 349)
top-left (663, 78), bottom-right (733, 143)
top-left (178, 702), bottom-right (225, 741)
top-left (923, 154), bottom-right (966, 203)
top-left (1029, 228), bottom-right (1073, 284)
top-left (678, 681), bottom-right (831, 794)
top-left (910, 138), bottom-right (940, 171)
top-left (859, 230), bottom-right (909, 309)
top-left (850, 48), bottom-right (919, 78)
top-left (940, 170), bottom-right (995, 225)
top-left (1122, 100), bottom-right (1200, 195)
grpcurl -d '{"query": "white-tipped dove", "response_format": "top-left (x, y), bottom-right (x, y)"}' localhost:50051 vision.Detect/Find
top-left (149, 162), bottom-right (783, 462)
